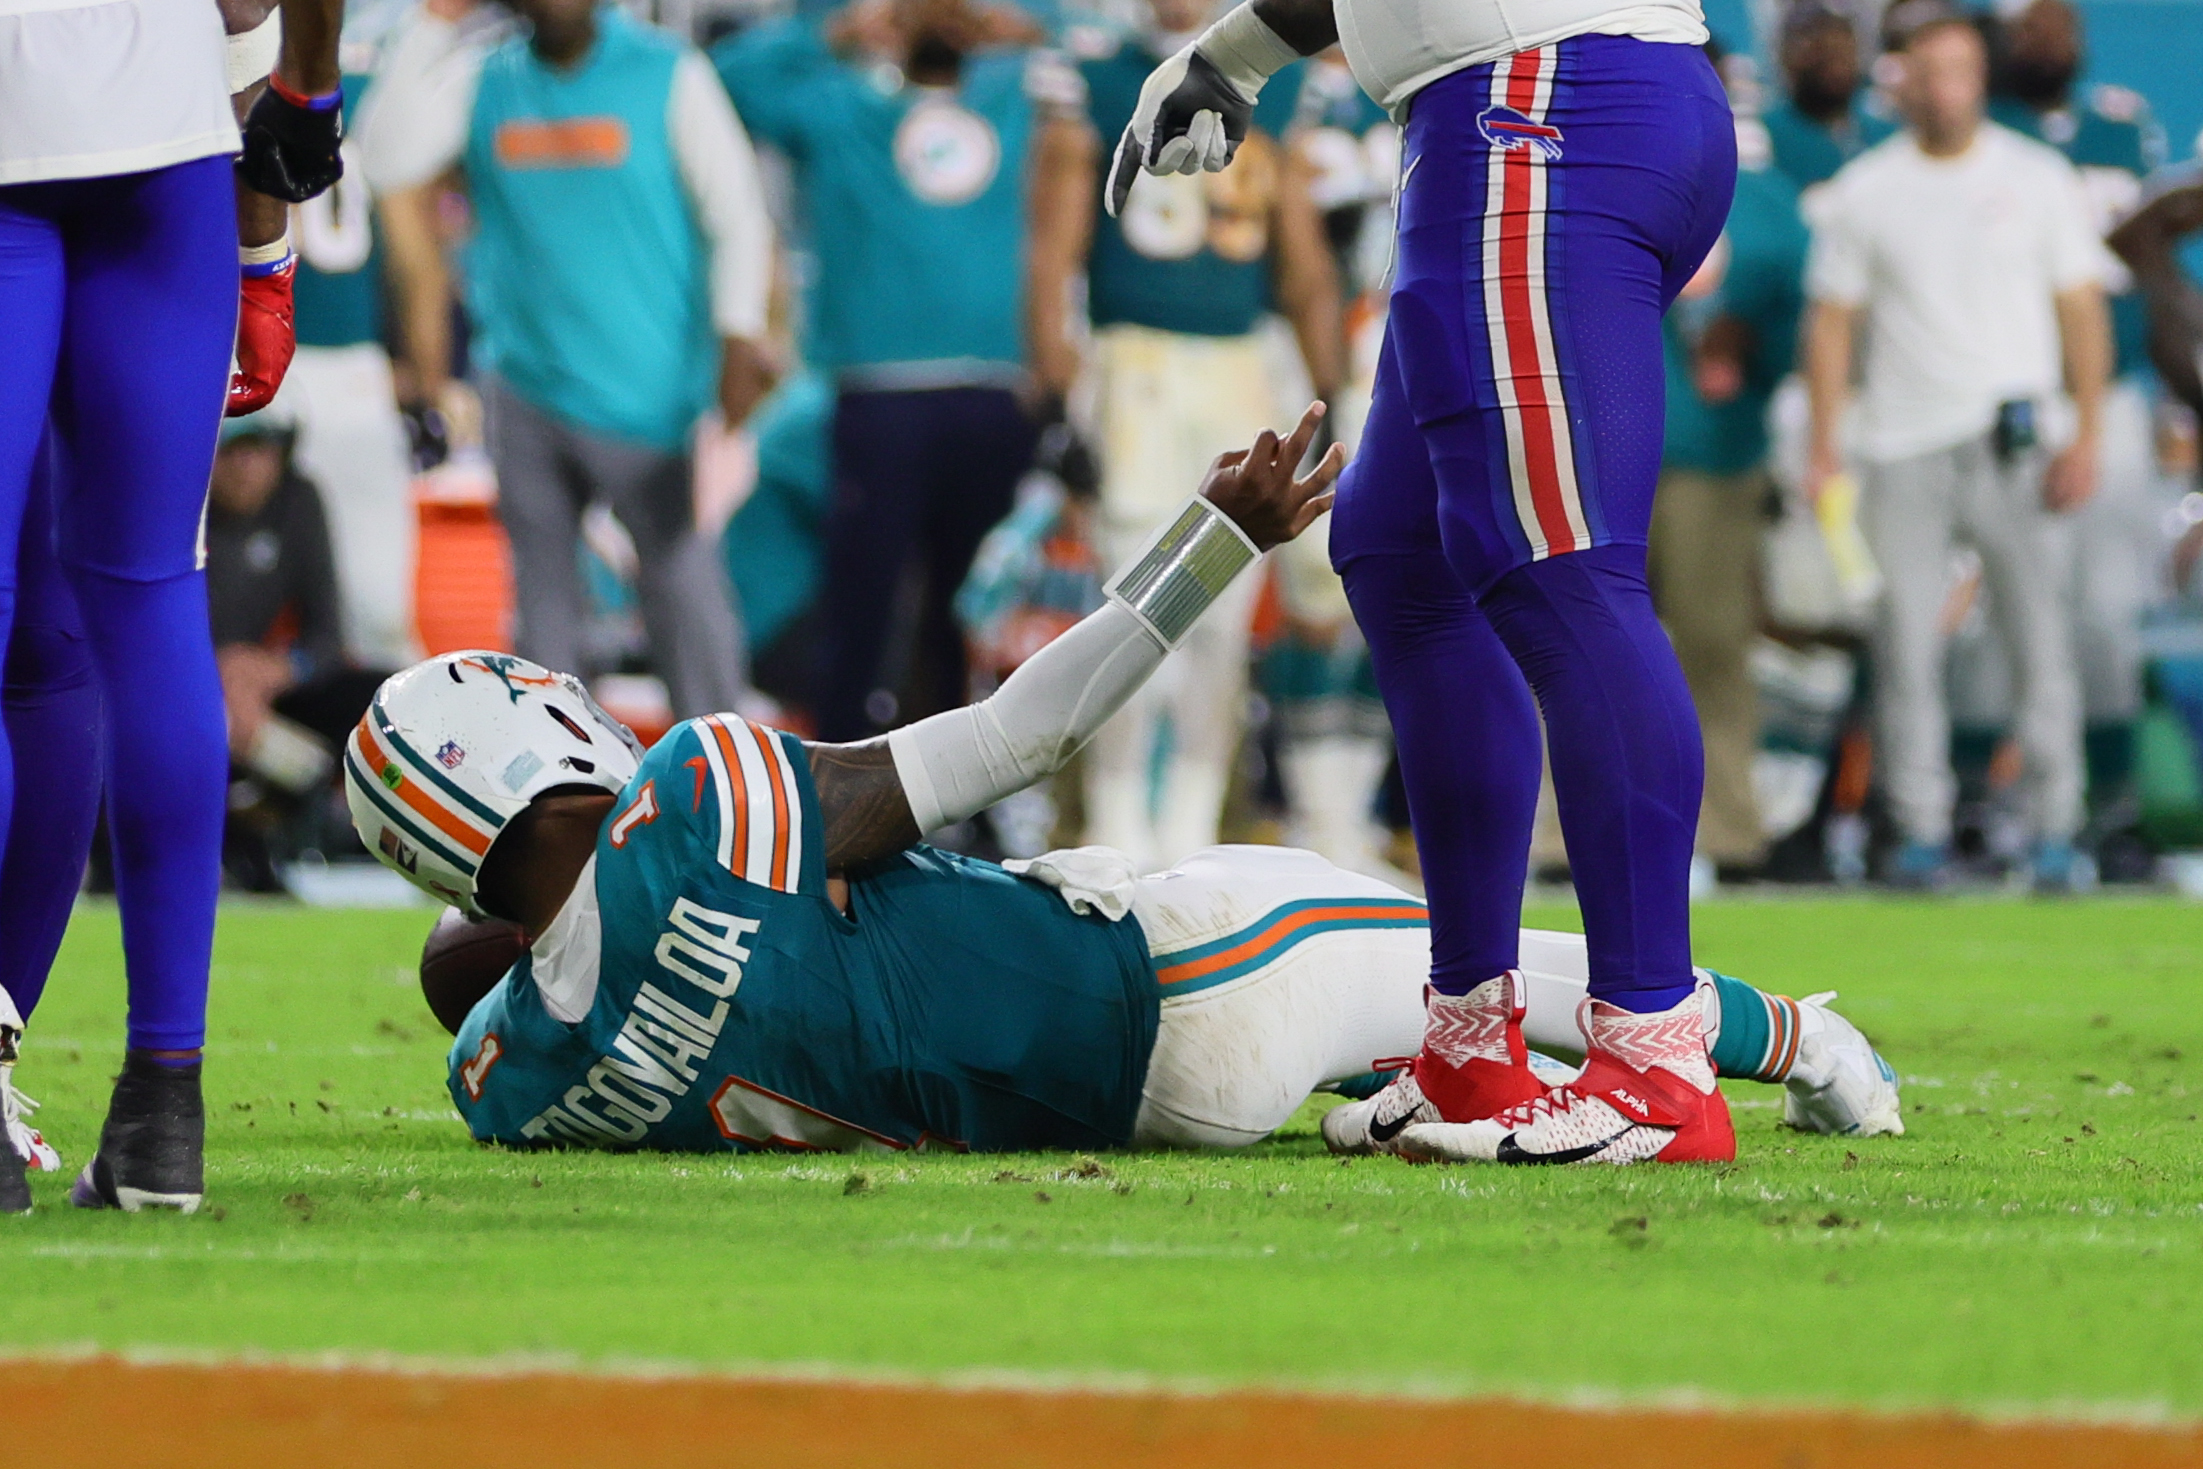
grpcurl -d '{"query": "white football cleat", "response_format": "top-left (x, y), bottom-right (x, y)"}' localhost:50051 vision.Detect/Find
top-left (1321, 974), bottom-right (1549, 1156)
top-left (1781, 991), bottom-right (1904, 1137)
top-left (1, 997), bottom-right (59, 1175)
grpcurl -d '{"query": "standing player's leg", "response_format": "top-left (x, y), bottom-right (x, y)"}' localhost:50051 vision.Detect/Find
top-left (0, 179), bottom-right (71, 1214)
top-left (1360, 39), bottom-right (1739, 1164)
top-left (1327, 324), bottom-right (1553, 1148)
top-left (45, 157), bottom-right (237, 1211)
top-left (0, 437), bottom-right (105, 1190)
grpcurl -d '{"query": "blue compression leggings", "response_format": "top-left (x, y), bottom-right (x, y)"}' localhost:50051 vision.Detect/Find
top-left (0, 437), bottom-right (103, 1023)
top-left (1329, 39), bottom-right (1734, 1013)
top-left (0, 157), bottom-right (235, 1051)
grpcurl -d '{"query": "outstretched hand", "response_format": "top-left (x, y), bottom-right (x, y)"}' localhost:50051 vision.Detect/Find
top-left (1197, 402), bottom-right (1346, 552)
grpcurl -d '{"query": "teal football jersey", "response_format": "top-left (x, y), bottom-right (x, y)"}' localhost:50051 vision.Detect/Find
top-left (1081, 40), bottom-right (1303, 338)
top-left (291, 74), bottom-right (383, 349)
top-left (448, 715), bottom-right (1161, 1153)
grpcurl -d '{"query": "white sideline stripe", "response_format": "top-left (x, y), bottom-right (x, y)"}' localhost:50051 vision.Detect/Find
top-left (0, 1346), bottom-right (2194, 1431)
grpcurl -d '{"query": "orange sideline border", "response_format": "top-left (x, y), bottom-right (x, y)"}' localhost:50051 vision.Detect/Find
top-left (15, 1356), bottom-right (2200, 1468)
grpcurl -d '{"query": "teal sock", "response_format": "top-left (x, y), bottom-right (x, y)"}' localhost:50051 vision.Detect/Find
top-left (1708, 972), bottom-right (1802, 1083)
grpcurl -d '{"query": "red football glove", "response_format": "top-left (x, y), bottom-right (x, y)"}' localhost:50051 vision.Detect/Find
top-left (228, 255), bottom-right (298, 417)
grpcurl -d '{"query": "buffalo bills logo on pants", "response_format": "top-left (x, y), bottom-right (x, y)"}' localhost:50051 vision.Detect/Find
top-left (1477, 105), bottom-right (1565, 161)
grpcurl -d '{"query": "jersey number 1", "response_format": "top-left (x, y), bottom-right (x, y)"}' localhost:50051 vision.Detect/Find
top-left (610, 780), bottom-right (659, 849)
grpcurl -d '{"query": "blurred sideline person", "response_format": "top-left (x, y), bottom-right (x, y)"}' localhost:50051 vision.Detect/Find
top-left (1650, 52), bottom-right (1811, 881)
top-left (1260, 55), bottom-right (1405, 879)
top-left (1801, 6), bottom-right (2112, 889)
top-left (715, 0), bottom-right (1053, 743)
top-left (0, 0), bottom-right (346, 1217)
top-left (1763, 1), bottom-right (1893, 193)
top-left (359, 0), bottom-right (774, 720)
top-left (277, 55), bottom-right (422, 670)
top-left (205, 411), bottom-right (393, 891)
top-left (1986, 0), bottom-right (2163, 844)
top-left (346, 413), bottom-right (1901, 1160)
top-left (355, 0), bottom-right (514, 442)
top-left (2109, 169), bottom-right (2203, 430)
top-left (1026, 0), bottom-right (1343, 871)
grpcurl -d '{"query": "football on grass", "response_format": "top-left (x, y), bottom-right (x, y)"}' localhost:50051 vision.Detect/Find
top-left (419, 908), bottom-right (530, 1035)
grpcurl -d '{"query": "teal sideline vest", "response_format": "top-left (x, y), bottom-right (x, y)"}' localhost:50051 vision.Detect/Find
top-left (466, 10), bottom-right (715, 449)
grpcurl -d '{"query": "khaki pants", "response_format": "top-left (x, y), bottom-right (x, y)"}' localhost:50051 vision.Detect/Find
top-left (1862, 435), bottom-right (2082, 846)
top-left (1085, 324), bottom-right (1272, 870)
top-left (1649, 466), bottom-right (1766, 866)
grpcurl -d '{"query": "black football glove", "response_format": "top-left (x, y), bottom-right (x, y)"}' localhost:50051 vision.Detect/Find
top-left (239, 80), bottom-right (346, 203)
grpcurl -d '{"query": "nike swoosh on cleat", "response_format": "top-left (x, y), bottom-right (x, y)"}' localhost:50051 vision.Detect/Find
top-left (1494, 1130), bottom-right (1631, 1165)
top-left (1367, 1109), bottom-right (1416, 1145)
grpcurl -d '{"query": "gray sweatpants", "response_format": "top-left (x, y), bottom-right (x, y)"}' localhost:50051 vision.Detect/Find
top-left (484, 378), bottom-right (747, 719)
top-left (1862, 434), bottom-right (2082, 846)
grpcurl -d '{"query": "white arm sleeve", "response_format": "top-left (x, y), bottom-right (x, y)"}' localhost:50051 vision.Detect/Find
top-left (355, 14), bottom-right (489, 193)
top-left (888, 603), bottom-right (1167, 833)
top-left (226, 9), bottom-right (280, 96)
top-left (670, 50), bottom-right (775, 341)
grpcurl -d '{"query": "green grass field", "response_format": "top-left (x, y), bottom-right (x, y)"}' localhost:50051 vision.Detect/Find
top-left (4, 897), bottom-right (2200, 1418)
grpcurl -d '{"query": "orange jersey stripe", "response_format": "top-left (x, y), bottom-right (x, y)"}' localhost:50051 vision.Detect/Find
top-left (353, 719), bottom-right (492, 856)
top-left (707, 716), bottom-right (750, 877)
top-left (1154, 904), bottom-right (1431, 986)
top-left (749, 720), bottom-right (792, 891)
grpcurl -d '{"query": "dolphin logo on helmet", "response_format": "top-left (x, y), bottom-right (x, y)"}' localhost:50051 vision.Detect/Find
top-left (344, 652), bottom-right (644, 916)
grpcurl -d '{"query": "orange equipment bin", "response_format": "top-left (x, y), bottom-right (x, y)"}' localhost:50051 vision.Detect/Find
top-left (412, 474), bottom-right (515, 657)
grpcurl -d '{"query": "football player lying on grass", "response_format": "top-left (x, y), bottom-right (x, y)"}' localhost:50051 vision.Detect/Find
top-left (349, 408), bottom-right (1901, 1164)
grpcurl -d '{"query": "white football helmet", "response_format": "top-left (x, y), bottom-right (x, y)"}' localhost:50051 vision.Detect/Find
top-left (345, 652), bottom-right (644, 915)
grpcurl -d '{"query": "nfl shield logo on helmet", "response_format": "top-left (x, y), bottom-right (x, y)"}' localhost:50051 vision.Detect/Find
top-left (436, 740), bottom-right (466, 769)
top-left (1477, 105), bottom-right (1564, 161)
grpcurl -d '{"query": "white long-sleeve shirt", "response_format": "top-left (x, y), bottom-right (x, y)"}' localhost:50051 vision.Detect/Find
top-left (0, 0), bottom-right (235, 185)
top-left (356, 10), bottom-right (773, 341)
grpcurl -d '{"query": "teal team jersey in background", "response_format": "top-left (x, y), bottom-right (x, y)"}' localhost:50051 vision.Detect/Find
top-left (1080, 38), bottom-right (1302, 338)
top-left (291, 74), bottom-right (383, 349)
top-left (1762, 98), bottom-right (1896, 191)
top-left (450, 716), bottom-right (1160, 1153)
top-left (465, 9), bottom-right (716, 449)
top-left (713, 20), bottom-right (1035, 377)
top-left (1661, 161), bottom-right (1809, 476)
top-left (1990, 86), bottom-right (2164, 380)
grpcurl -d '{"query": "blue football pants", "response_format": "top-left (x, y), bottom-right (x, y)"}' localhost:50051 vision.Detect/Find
top-left (1331, 38), bottom-right (1735, 1011)
top-left (0, 156), bottom-right (236, 1051)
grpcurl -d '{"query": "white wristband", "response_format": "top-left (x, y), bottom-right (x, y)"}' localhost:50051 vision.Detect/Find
top-left (1196, 3), bottom-right (1299, 97)
top-left (240, 233), bottom-right (294, 270)
top-left (1105, 495), bottom-right (1259, 650)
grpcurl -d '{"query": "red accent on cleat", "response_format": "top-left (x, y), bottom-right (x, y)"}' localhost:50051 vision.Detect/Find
top-left (1410, 977), bottom-right (1547, 1124)
top-left (1566, 1050), bottom-right (1736, 1162)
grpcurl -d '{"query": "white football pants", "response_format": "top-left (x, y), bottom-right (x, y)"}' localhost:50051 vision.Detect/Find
top-left (1126, 845), bottom-right (1603, 1148)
